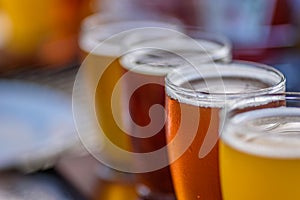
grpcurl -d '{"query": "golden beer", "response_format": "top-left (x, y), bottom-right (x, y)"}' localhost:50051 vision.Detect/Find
top-left (79, 22), bottom-right (131, 166)
top-left (79, 16), bottom-right (182, 166)
top-left (220, 94), bottom-right (300, 200)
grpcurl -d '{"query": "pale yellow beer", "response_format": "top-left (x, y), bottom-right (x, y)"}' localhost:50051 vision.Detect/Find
top-left (220, 93), bottom-right (300, 200)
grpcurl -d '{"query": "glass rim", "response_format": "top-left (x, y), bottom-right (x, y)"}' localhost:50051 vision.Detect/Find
top-left (165, 60), bottom-right (286, 106)
top-left (224, 92), bottom-right (300, 114)
top-left (80, 13), bottom-right (183, 31)
top-left (123, 27), bottom-right (232, 62)
top-left (79, 18), bottom-right (183, 56)
top-left (120, 47), bottom-right (181, 76)
top-left (220, 92), bottom-right (300, 159)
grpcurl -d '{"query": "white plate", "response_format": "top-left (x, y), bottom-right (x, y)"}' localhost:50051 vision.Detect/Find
top-left (0, 80), bottom-right (77, 171)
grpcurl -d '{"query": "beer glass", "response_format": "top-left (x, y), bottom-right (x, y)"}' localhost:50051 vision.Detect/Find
top-left (74, 14), bottom-right (183, 200)
top-left (220, 93), bottom-right (300, 200)
top-left (78, 13), bottom-right (181, 168)
top-left (165, 61), bottom-right (285, 200)
top-left (120, 30), bottom-right (232, 200)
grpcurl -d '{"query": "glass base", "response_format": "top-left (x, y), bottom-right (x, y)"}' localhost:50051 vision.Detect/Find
top-left (93, 163), bottom-right (138, 200)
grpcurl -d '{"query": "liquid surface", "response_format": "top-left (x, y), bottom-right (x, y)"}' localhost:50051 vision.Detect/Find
top-left (121, 49), bottom-right (203, 76)
top-left (222, 107), bottom-right (300, 158)
top-left (121, 49), bottom-right (187, 76)
top-left (181, 76), bottom-right (271, 94)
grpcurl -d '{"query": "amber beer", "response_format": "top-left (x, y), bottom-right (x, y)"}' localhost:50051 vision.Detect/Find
top-left (220, 93), bottom-right (300, 200)
top-left (165, 61), bottom-right (285, 200)
top-left (121, 50), bottom-right (181, 199)
top-left (120, 32), bottom-right (231, 200)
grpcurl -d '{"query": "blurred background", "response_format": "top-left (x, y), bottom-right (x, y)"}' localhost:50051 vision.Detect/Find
top-left (0, 0), bottom-right (299, 199)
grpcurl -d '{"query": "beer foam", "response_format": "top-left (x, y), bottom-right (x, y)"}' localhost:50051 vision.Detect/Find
top-left (120, 49), bottom-right (189, 76)
top-left (166, 62), bottom-right (284, 108)
top-left (222, 107), bottom-right (300, 158)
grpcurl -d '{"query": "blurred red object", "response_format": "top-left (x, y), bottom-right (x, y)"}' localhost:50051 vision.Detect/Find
top-left (100, 0), bottom-right (300, 63)
top-left (195, 0), bottom-right (300, 62)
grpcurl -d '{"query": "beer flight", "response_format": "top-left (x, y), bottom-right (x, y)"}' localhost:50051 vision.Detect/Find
top-left (78, 13), bottom-right (300, 200)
